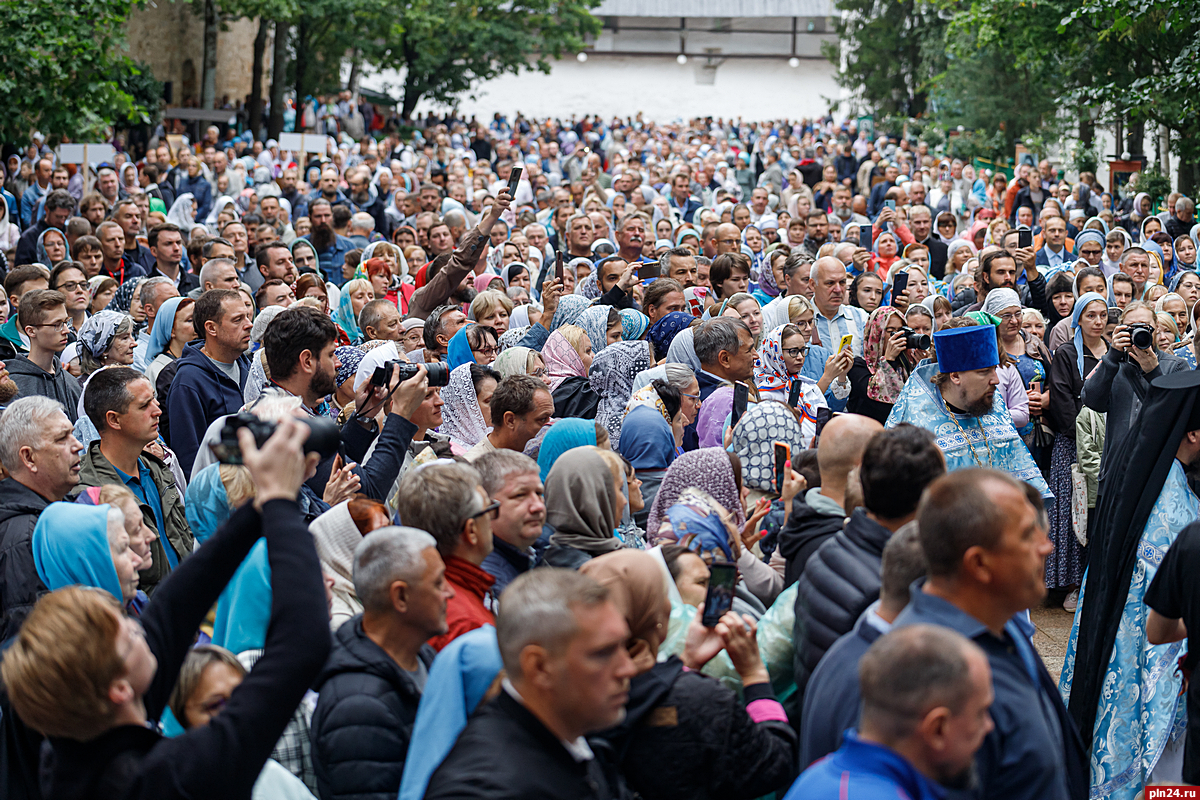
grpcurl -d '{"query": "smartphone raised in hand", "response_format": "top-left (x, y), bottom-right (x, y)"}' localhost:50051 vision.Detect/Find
top-left (892, 271), bottom-right (909, 299)
top-left (1018, 228), bottom-right (1033, 249)
top-left (774, 442), bottom-right (790, 495)
top-left (555, 251), bottom-right (564, 282)
top-left (506, 165), bottom-right (522, 197)
top-left (701, 562), bottom-right (739, 627)
top-left (731, 382), bottom-right (749, 427)
top-left (860, 226), bottom-right (873, 250)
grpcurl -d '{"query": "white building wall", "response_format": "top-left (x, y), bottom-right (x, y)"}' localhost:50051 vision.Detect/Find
top-left (363, 54), bottom-right (840, 121)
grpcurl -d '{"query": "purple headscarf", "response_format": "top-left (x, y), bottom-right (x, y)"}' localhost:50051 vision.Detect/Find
top-left (646, 447), bottom-right (746, 538)
top-left (697, 386), bottom-right (734, 448)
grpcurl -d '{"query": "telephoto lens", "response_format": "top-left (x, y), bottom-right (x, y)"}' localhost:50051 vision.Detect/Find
top-left (1128, 323), bottom-right (1155, 350)
top-left (212, 412), bottom-right (341, 465)
top-left (372, 360), bottom-right (451, 388)
top-left (901, 326), bottom-right (931, 351)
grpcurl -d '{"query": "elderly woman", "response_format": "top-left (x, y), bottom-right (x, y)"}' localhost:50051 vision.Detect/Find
top-left (78, 310), bottom-right (136, 377)
top-left (469, 289), bottom-right (513, 337)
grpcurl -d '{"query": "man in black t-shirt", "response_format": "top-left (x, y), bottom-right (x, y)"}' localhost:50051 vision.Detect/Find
top-left (1146, 519), bottom-right (1200, 784)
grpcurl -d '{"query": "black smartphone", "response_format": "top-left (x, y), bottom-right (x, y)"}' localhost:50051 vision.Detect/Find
top-left (639, 259), bottom-right (661, 280)
top-left (787, 379), bottom-right (802, 408)
top-left (1018, 228), bottom-right (1033, 248)
top-left (506, 165), bottom-right (522, 197)
top-left (860, 226), bottom-right (873, 250)
top-left (892, 271), bottom-right (909, 299)
top-left (731, 382), bottom-right (749, 427)
top-left (774, 442), bottom-right (790, 495)
top-left (701, 562), bottom-right (739, 627)
top-left (555, 251), bottom-right (564, 282)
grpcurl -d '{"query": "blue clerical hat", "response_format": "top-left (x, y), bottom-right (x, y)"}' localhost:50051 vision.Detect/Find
top-left (933, 325), bottom-right (999, 373)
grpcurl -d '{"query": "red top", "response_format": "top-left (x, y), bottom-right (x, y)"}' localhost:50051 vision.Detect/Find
top-left (429, 555), bottom-right (496, 652)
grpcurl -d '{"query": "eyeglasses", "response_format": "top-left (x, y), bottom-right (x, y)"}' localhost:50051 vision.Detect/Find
top-left (717, 238), bottom-right (739, 245)
top-left (34, 319), bottom-right (71, 331)
top-left (530, 367), bottom-right (548, 377)
top-left (781, 346), bottom-right (807, 358)
top-left (473, 345), bottom-right (498, 357)
top-left (56, 281), bottom-right (87, 292)
top-left (996, 312), bottom-right (1021, 322)
top-left (680, 391), bottom-right (700, 400)
top-left (471, 499), bottom-right (501, 520)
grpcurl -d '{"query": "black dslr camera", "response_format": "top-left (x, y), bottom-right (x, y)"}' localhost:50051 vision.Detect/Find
top-left (211, 412), bottom-right (341, 465)
top-left (1127, 322), bottom-right (1155, 350)
top-left (900, 326), bottom-right (931, 351)
top-left (371, 360), bottom-right (451, 388)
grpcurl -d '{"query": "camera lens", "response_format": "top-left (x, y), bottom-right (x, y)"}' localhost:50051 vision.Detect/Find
top-left (1131, 325), bottom-right (1154, 350)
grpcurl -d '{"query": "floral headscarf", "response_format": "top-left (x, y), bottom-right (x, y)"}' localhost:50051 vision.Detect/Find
top-left (646, 447), bottom-right (745, 537)
top-left (78, 310), bottom-right (129, 360)
top-left (648, 311), bottom-right (693, 359)
top-left (863, 305), bottom-right (908, 404)
top-left (754, 323), bottom-right (798, 394)
top-left (439, 363), bottom-right (491, 451)
top-left (542, 328), bottom-right (587, 391)
top-left (590, 341), bottom-right (654, 449)
top-left (577, 305), bottom-right (615, 356)
top-left (497, 325), bottom-right (529, 352)
top-left (620, 308), bottom-right (650, 341)
top-left (657, 487), bottom-right (736, 562)
top-left (550, 294), bottom-right (590, 331)
top-left (575, 273), bottom-right (603, 300)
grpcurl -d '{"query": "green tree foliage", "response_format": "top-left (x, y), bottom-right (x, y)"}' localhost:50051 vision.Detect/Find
top-left (822, 0), bottom-right (949, 119)
top-left (0, 0), bottom-right (156, 145)
top-left (365, 0), bottom-right (603, 118)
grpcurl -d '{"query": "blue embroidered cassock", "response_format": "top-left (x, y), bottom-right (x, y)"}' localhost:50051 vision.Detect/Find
top-left (1059, 458), bottom-right (1198, 800)
top-left (885, 363), bottom-right (1051, 500)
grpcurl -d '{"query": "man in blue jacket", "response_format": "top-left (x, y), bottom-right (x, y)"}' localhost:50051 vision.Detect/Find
top-left (165, 288), bottom-right (252, 476)
top-left (785, 624), bottom-right (993, 800)
top-left (176, 151), bottom-right (213, 224)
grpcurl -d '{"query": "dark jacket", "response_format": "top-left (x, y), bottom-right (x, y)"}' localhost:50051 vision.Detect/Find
top-left (799, 611), bottom-right (883, 768)
top-left (8, 355), bottom-right (82, 422)
top-left (14, 219), bottom-right (50, 266)
top-left (39, 499), bottom-right (331, 800)
top-left (542, 541), bottom-right (594, 569)
top-left (916, 235), bottom-right (949, 280)
top-left (310, 617), bottom-right (435, 800)
top-left (177, 173), bottom-right (213, 222)
top-left (147, 265), bottom-right (200, 298)
top-left (0, 478), bottom-right (52, 642)
top-left (792, 508), bottom-right (891, 699)
top-left (423, 690), bottom-right (628, 800)
top-left (776, 491), bottom-right (846, 589)
top-left (407, 226), bottom-right (488, 321)
top-left (551, 376), bottom-right (599, 420)
top-left (75, 441), bottom-right (193, 594)
top-left (165, 342), bottom-right (250, 477)
top-left (599, 657), bottom-right (798, 800)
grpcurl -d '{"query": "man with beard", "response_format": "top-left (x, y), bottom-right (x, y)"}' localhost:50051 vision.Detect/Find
top-left (885, 321), bottom-right (1050, 499)
top-left (347, 165), bottom-right (388, 234)
top-left (303, 199), bottom-right (356, 285)
top-left (889, 470), bottom-right (1087, 800)
top-left (799, 208), bottom-right (829, 259)
top-left (785, 625), bottom-right (994, 799)
top-left (278, 167), bottom-right (306, 218)
top-left (258, 305), bottom-right (342, 415)
top-left (307, 168), bottom-right (351, 211)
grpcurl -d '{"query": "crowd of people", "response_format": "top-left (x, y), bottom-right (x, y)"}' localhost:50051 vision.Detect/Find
top-left (0, 110), bottom-right (1199, 800)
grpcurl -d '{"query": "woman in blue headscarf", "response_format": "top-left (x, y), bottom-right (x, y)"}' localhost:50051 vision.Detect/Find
top-left (397, 627), bottom-right (503, 800)
top-left (648, 311), bottom-right (694, 361)
top-left (1045, 291), bottom-right (1110, 608)
top-left (445, 324), bottom-right (476, 370)
top-left (536, 417), bottom-right (599, 482)
top-left (334, 278), bottom-right (368, 344)
top-left (145, 297), bottom-right (195, 394)
top-left (446, 323), bottom-right (499, 370)
top-left (32, 501), bottom-right (140, 605)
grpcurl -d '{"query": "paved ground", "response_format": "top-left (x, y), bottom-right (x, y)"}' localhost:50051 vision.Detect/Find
top-left (1031, 600), bottom-right (1076, 683)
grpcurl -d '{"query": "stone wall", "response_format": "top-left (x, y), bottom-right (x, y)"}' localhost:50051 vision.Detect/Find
top-left (125, 2), bottom-right (271, 107)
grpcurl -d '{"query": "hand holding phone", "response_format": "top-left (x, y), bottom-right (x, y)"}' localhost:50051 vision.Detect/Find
top-left (892, 271), bottom-right (909, 299)
top-left (1018, 228), bottom-right (1033, 249)
top-left (701, 563), bottom-right (739, 627)
top-left (555, 251), bottom-right (564, 282)
top-left (885, 199), bottom-right (896, 211)
top-left (506, 165), bottom-right (523, 197)
top-left (838, 333), bottom-right (855, 353)
top-left (860, 226), bottom-right (873, 250)
top-left (731, 382), bottom-right (749, 427)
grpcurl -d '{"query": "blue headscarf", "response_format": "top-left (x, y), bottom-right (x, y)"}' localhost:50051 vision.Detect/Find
top-left (576, 305), bottom-right (614, 355)
top-left (618, 404), bottom-right (677, 470)
top-left (397, 626), bottom-right (503, 800)
top-left (1072, 229), bottom-right (1106, 259)
top-left (446, 325), bottom-right (476, 370)
top-left (185, 463), bottom-right (234, 544)
top-left (648, 311), bottom-right (693, 360)
top-left (620, 308), bottom-right (650, 341)
top-left (146, 296), bottom-right (190, 364)
top-left (1072, 291), bottom-right (1108, 379)
top-left (551, 294), bottom-right (591, 331)
top-left (536, 418), bottom-right (597, 482)
top-left (32, 502), bottom-right (123, 600)
top-left (663, 490), bottom-right (734, 562)
top-left (1171, 269), bottom-right (1199, 293)
top-left (211, 539), bottom-right (271, 655)
top-left (334, 287), bottom-right (364, 344)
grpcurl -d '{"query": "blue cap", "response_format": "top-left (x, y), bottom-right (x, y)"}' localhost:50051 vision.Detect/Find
top-left (933, 325), bottom-right (999, 373)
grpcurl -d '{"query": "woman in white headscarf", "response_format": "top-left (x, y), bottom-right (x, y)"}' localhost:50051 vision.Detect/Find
top-left (166, 194), bottom-right (204, 238)
top-left (205, 196), bottom-right (240, 232)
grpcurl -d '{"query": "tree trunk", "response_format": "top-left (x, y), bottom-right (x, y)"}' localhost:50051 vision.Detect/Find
top-left (1079, 114), bottom-right (1094, 149)
top-left (346, 48), bottom-right (362, 93)
top-left (268, 21), bottom-right (288, 139)
top-left (294, 18), bottom-right (310, 122)
top-left (201, 0), bottom-right (218, 109)
top-left (248, 18), bottom-right (269, 139)
top-left (1159, 124), bottom-right (1171, 178)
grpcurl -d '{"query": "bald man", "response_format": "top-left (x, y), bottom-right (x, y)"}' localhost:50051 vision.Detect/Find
top-left (777, 413), bottom-right (884, 584)
top-left (715, 222), bottom-right (742, 256)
